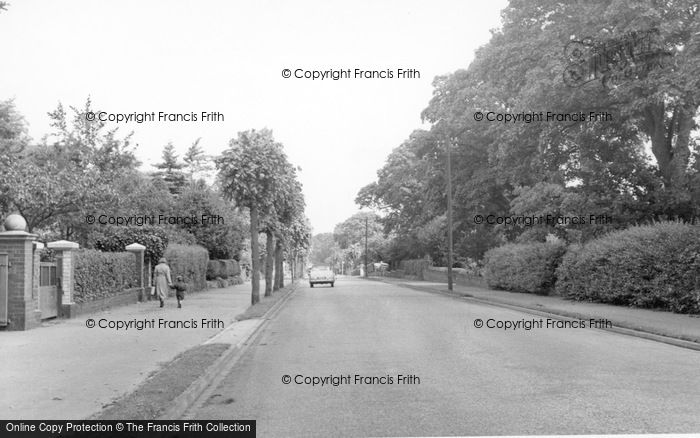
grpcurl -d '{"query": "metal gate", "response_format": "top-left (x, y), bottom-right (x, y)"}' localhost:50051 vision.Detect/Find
top-left (0, 254), bottom-right (8, 326)
top-left (39, 261), bottom-right (58, 319)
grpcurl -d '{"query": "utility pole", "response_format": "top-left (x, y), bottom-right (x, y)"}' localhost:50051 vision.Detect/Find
top-left (445, 137), bottom-right (454, 291)
top-left (364, 216), bottom-right (369, 278)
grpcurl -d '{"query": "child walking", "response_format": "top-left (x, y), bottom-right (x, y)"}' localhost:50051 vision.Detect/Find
top-left (172, 275), bottom-right (187, 308)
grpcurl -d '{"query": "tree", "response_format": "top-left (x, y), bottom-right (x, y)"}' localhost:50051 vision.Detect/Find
top-left (0, 99), bottom-right (30, 217)
top-left (0, 99), bottom-right (132, 235)
top-left (153, 142), bottom-right (186, 195)
top-left (183, 138), bottom-right (214, 182)
top-left (422, 0), bottom-right (699, 220)
top-left (333, 212), bottom-right (389, 270)
top-left (0, 99), bottom-right (29, 157)
top-left (360, 0), bottom-right (699, 267)
top-left (216, 128), bottom-right (293, 305)
top-left (174, 181), bottom-right (248, 259)
top-left (310, 233), bottom-right (340, 266)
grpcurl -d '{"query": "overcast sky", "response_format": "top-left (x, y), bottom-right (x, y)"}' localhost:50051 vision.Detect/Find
top-left (1, 0), bottom-right (507, 234)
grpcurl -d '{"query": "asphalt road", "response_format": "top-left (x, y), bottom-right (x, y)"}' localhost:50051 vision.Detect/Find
top-left (190, 277), bottom-right (700, 437)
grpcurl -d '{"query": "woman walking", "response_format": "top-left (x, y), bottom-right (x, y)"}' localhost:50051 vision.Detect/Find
top-left (153, 257), bottom-right (173, 308)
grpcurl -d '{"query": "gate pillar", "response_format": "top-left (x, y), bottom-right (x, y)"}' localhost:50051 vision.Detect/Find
top-left (125, 243), bottom-right (147, 300)
top-left (47, 240), bottom-right (79, 317)
top-left (0, 214), bottom-right (40, 331)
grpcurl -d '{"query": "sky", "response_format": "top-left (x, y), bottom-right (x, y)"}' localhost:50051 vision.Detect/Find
top-left (0, 0), bottom-right (508, 234)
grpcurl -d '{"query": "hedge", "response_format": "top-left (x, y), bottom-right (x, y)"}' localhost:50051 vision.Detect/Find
top-left (483, 241), bottom-right (567, 295)
top-left (555, 222), bottom-right (700, 313)
top-left (164, 244), bottom-right (209, 292)
top-left (74, 250), bottom-right (138, 303)
top-left (92, 225), bottom-right (168, 267)
top-left (206, 259), bottom-right (241, 280)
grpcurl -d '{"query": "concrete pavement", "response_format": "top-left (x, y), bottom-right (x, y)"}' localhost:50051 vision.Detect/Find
top-left (190, 277), bottom-right (700, 436)
top-left (374, 275), bottom-right (700, 346)
top-left (0, 283), bottom-right (252, 420)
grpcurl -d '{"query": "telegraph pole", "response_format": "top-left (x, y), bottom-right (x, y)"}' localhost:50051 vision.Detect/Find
top-left (364, 217), bottom-right (369, 278)
top-left (445, 137), bottom-right (454, 291)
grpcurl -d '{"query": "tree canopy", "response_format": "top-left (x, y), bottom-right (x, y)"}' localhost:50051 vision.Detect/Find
top-left (358, 0), bottom-right (699, 265)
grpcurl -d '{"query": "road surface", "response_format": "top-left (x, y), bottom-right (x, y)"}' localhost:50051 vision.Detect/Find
top-left (189, 277), bottom-right (700, 437)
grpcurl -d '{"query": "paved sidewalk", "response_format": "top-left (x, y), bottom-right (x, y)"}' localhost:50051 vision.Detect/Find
top-left (371, 276), bottom-right (700, 344)
top-left (0, 283), bottom-right (253, 420)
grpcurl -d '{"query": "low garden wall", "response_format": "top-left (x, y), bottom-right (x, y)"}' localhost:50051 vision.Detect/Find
top-left (71, 249), bottom-right (146, 316)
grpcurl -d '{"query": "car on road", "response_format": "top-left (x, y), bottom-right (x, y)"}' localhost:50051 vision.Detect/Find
top-left (309, 268), bottom-right (335, 288)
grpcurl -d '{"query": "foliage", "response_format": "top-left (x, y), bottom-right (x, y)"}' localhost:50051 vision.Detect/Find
top-left (216, 128), bottom-right (306, 303)
top-left (73, 250), bottom-right (138, 303)
top-left (174, 182), bottom-right (248, 259)
top-left (399, 259), bottom-right (433, 277)
top-left (153, 142), bottom-right (187, 195)
top-left (91, 225), bottom-right (168, 267)
top-left (483, 241), bottom-right (567, 295)
top-left (332, 211), bottom-right (390, 269)
top-left (310, 233), bottom-right (340, 265)
top-left (183, 138), bottom-right (214, 182)
top-left (556, 222), bottom-right (700, 313)
top-left (164, 244), bottom-right (209, 292)
top-left (1, 98), bottom-right (139, 236)
top-left (358, 0), bottom-right (700, 267)
top-left (206, 259), bottom-right (241, 280)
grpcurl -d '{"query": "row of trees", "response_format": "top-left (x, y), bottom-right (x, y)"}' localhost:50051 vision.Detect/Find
top-left (1, 99), bottom-right (312, 305)
top-left (357, 0), bottom-right (699, 266)
top-left (216, 129), bottom-right (311, 304)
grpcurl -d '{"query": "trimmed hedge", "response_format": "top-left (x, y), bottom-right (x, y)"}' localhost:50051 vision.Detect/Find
top-left (483, 241), bottom-right (566, 295)
top-left (92, 225), bottom-right (168, 267)
top-left (206, 259), bottom-right (241, 280)
top-left (74, 250), bottom-right (138, 303)
top-left (556, 222), bottom-right (700, 313)
top-left (164, 244), bottom-right (209, 292)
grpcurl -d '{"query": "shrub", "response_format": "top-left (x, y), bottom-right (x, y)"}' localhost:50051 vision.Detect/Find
top-left (206, 259), bottom-right (241, 280)
top-left (399, 259), bottom-right (432, 277)
top-left (74, 250), bottom-right (137, 303)
top-left (92, 225), bottom-right (168, 267)
top-left (555, 222), bottom-right (700, 313)
top-left (164, 244), bottom-right (209, 292)
top-left (483, 241), bottom-right (567, 294)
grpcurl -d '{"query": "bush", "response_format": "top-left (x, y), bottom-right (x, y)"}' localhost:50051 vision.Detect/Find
top-left (483, 241), bottom-right (567, 294)
top-left (164, 244), bottom-right (209, 292)
top-left (556, 222), bottom-right (700, 313)
top-left (74, 250), bottom-right (138, 303)
top-left (399, 259), bottom-right (432, 277)
top-left (92, 225), bottom-right (168, 267)
top-left (206, 259), bottom-right (241, 280)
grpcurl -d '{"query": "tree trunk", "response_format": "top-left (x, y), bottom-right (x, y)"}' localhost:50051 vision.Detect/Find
top-left (645, 102), bottom-right (694, 188)
top-left (265, 231), bottom-right (274, 296)
top-left (289, 252), bottom-right (295, 282)
top-left (274, 239), bottom-right (284, 290)
top-left (249, 206), bottom-right (260, 305)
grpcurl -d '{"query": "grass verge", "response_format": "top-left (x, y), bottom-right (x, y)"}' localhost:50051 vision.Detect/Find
top-left (94, 343), bottom-right (229, 420)
top-left (235, 283), bottom-right (295, 321)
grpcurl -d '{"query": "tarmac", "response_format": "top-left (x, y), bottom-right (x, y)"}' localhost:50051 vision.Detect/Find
top-left (371, 275), bottom-right (700, 348)
top-left (0, 283), bottom-right (253, 420)
top-left (3, 275), bottom-right (699, 421)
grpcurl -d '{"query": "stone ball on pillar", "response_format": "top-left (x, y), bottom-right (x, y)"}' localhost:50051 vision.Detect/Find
top-left (3, 214), bottom-right (28, 232)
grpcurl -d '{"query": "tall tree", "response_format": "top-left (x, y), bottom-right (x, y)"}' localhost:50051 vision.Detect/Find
top-left (216, 129), bottom-right (292, 305)
top-left (183, 138), bottom-right (214, 182)
top-left (153, 142), bottom-right (186, 195)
